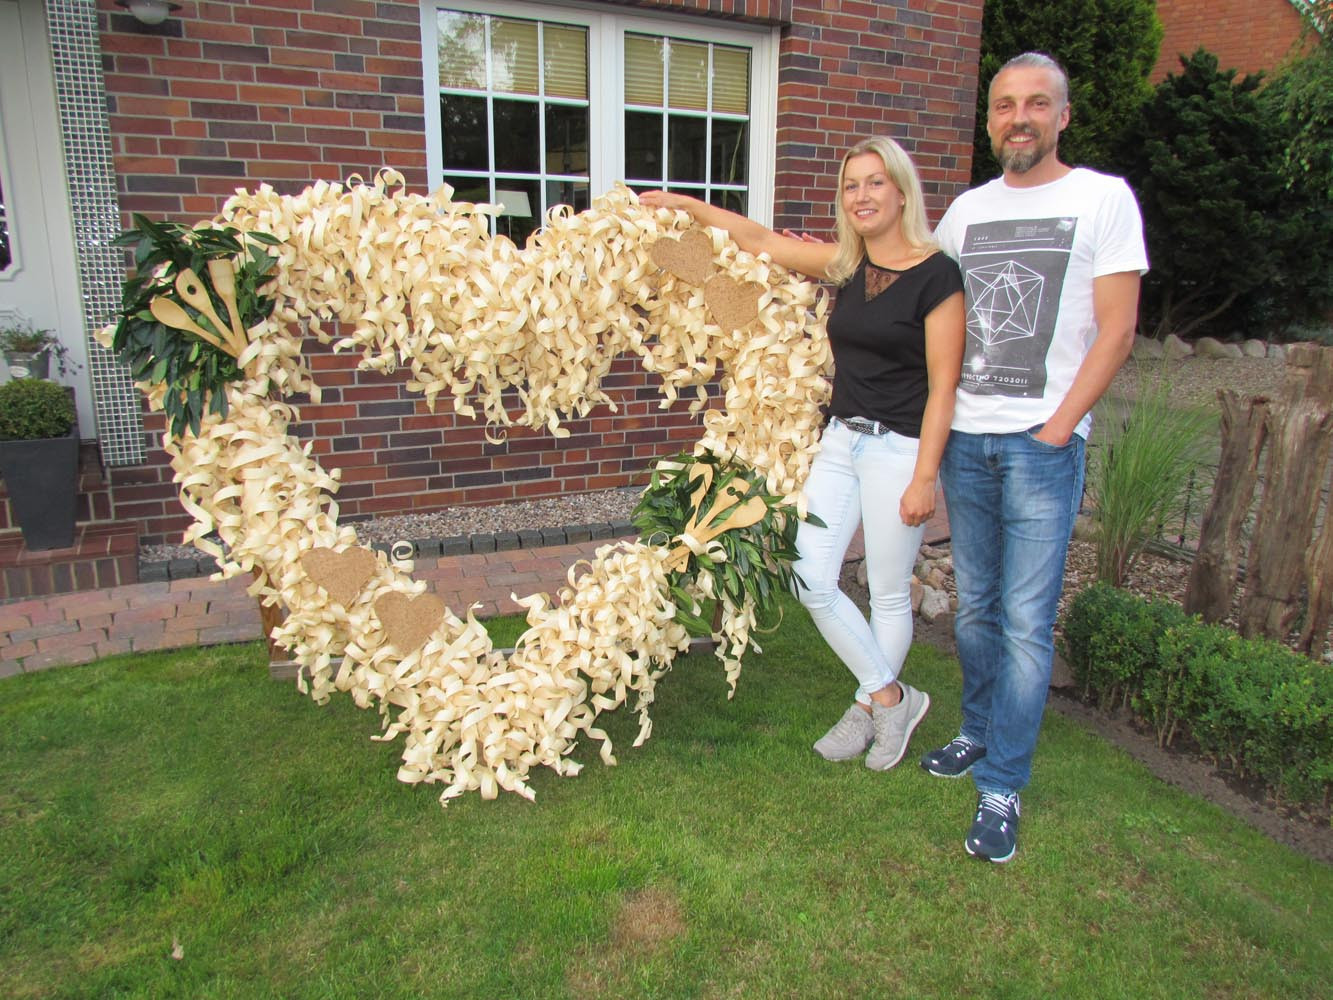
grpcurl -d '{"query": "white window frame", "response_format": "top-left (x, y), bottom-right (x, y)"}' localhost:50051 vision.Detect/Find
top-left (420, 0), bottom-right (779, 226)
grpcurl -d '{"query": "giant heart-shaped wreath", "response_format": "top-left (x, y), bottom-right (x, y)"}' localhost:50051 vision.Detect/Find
top-left (100, 171), bottom-right (832, 805)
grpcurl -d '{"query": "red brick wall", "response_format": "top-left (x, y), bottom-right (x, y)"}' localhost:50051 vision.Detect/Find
top-left (103, 0), bottom-right (428, 212)
top-left (97, 0), bottom-right (982, 545)
top-left (1151, 0), bottom-right (1309, 83)
top-left (773, 1), bottom-right (982, 236)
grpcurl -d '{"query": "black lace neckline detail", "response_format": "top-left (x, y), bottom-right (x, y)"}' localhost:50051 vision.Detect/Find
top-left (864, 260), bottom-right (903, 300)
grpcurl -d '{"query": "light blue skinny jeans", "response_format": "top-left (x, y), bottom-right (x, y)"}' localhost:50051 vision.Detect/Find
top-left (940, 427), bottom-right (1086, 795)
top-left (792, 418), bottom-right (926, 706)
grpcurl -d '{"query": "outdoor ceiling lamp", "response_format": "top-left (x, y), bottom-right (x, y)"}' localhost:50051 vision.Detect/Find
top-left (114, 0), bottom-right (182, 26)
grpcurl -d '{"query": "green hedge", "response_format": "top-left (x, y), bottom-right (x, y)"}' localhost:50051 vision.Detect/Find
top-left (1062, 583), bottom-right (1332, 806)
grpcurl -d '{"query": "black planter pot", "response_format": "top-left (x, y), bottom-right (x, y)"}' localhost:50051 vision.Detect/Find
top-left (0, 428), bottom-right (79, 550)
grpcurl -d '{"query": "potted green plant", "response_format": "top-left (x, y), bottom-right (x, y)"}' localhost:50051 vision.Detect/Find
top-left (0, 324), bottom-right (75, 380)
top-left (0, 377), bottom-right (79, 550)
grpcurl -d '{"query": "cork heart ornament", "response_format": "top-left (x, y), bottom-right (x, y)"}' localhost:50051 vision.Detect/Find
top-left (648, 228), bottom-right (713, 286)
top-left (374, 591), bottom-right (447, 654)
top-left (704, 273), bottom-right (764, 333)
top-left (301, 546), bottom-right (379, 607)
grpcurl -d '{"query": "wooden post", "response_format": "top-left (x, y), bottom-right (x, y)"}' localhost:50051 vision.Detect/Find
top-left (1239, 398), bottom-right (1333, 640)
top-left (1281, 343), bottom-right (1333, 406)
top-left (1279, 344), bottom-right (1333, 651)
top-left (1303, 489), bottom-right (1333, 653)
top-left (1183, 391), bottom-right (1270, 621)
top-left (251, 566), bottom-right (288, 663)
top-left (1286, 345), bottom-right (1333, 652)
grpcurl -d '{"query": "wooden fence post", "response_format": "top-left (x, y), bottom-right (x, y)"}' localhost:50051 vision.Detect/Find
top-left (1303, 498), bottom-right (1333, 653)
top-left (1281, 343), bottom-right (1333, 405)
top-left (1239, 397), bottom-right (1333, 640)
top-left (1286, 344), bottom-right (1333, 653)
top-left (1183, 391), bottom-right (1269, 622)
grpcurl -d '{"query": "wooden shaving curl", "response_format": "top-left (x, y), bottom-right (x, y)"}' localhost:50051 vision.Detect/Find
top-left (99, 175), bottom-right (832, 803)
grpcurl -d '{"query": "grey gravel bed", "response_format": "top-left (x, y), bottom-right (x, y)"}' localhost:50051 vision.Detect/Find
top-left (1110, 354), bottom-right (1287, 408)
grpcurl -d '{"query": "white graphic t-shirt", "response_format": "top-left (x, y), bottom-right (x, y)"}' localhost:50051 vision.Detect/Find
top-left (935, 168), bottom-right (1148, 439)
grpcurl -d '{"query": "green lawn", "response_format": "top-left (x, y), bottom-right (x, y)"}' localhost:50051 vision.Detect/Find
top-left (1, 598), bottom-right (1328, 999)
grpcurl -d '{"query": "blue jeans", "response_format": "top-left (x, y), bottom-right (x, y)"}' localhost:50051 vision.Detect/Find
top-left (793, 419), bottom-right (926, 705)
top-left (940, 428), bottom-right (1085, 795)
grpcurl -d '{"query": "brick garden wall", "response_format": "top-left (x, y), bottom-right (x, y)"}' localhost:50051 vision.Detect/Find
top-left (96, 0), bottom-right (982, 545)
top-left (1151, 0), bottom-right (1309, 83)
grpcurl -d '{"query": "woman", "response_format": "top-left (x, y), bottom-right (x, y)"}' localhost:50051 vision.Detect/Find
top-left (640, 136), bottom-right (964, 770)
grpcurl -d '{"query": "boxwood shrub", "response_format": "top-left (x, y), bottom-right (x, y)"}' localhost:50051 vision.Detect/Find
top-left (1061, 583), bottom-right (1332, 806)
top-left (1061, 582), bottom-right (1188, 710)
top-left (0, 377), bottom-right (76, 440)
top-left (1156, 625), bottom-right (1333, 804)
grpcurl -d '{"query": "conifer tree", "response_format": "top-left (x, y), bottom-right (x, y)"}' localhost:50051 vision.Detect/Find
top-left (1249, 8), bottom-right (1333, 333)
top-left (1124, 50), bottom-right (1286, 339)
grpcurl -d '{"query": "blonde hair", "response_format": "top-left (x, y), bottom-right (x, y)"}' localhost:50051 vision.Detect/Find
top-left (826, 136), bottom-right (937, 286)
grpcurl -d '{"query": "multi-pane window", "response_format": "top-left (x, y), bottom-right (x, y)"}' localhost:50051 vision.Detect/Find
top-left (436, 10), bottom-right (590, 245)
top-left (423, 2), bottom-right (776, 236)
top-left (622, 35), bottom-right (750, 215)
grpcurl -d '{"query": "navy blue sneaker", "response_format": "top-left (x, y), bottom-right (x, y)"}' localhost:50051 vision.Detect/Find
top-left (964, 791), bottom-right (1020, 863)
top-left (920, 734), bottom-right (986, 778)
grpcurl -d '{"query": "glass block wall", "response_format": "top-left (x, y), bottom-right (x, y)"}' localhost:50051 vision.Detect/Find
top-left (44, 0), bottom-right (144, 466)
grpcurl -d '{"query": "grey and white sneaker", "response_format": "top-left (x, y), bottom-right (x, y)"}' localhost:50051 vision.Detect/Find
top-left (865, 681), bottom-right (930, 770)
top-left (813, 703), bottom-right (875, 761)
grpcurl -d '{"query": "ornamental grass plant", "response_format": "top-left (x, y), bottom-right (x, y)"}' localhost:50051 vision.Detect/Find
top-left (1, 599), bottom-right (1328, 999)
top-left (1087, 370), bottom-right (1214, 586)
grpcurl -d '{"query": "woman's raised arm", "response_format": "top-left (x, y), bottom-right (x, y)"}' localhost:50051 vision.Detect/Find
top-left (637, 190), bottom-right (836, 281)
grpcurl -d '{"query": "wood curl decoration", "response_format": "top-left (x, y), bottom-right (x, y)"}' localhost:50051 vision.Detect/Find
top-left (99, 171), bottom-right (833, 805)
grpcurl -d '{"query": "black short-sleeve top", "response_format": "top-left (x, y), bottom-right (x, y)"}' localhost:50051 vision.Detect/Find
top-left (824, 250), bottom-right (963, 438)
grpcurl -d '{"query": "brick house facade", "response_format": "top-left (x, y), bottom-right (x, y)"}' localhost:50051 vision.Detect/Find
top-left (70, 0), bottom-right (984, 547)
top-left (1151, 0), bottom-right (1312, 82)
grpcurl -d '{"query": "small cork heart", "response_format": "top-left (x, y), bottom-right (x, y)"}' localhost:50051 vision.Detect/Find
top-left (301, 546), bottom-right (378, 607)
top-left (704, 274), bottom-right (763, 333)
top-left (648, 228), bottom-right (713, 286)
top-left (374, 591), bottom-right (446, 654)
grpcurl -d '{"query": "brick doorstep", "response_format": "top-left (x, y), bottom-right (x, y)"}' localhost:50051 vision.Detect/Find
top-left (0, 522), bottom-right (141, 601)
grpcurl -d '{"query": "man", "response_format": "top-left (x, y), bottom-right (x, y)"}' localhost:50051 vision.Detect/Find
top-left (925, 52), bottom-right (1148, 862)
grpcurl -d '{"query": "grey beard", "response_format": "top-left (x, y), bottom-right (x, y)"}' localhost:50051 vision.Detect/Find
top-left (997, 144), bottom-right (1041, 174)
top-left (993, 131), bottom-right (1051, 174)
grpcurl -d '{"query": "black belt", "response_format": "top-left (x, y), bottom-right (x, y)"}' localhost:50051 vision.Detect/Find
top-left (837, 416), bottom-right (892, 436)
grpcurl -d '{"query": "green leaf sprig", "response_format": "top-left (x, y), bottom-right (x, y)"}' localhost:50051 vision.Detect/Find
top-left (632, 451), bottom-right (822, 636)
top-left (110, 215), bottom-right (280, 439)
